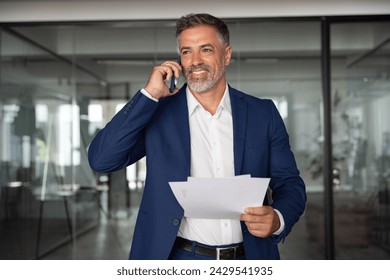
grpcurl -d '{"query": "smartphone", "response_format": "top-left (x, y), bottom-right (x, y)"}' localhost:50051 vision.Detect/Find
top-left (169, 56), bottom-right (181, 93)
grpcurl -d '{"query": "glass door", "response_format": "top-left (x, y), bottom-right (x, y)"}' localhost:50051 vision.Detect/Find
top-left (330, 21), bottom-right (390, 259)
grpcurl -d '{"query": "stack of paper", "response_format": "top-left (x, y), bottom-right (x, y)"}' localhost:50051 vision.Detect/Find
top-left (169, 176), bottom-right (270, 219)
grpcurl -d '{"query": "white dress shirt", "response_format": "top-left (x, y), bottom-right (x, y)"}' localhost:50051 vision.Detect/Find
top-left (141, 86), bottom-right (284, 246)
top-left (176, 86), bottom-right (243, 245)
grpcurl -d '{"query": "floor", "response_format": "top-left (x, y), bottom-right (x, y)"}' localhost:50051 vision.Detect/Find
top-left (41, 201), bottom-right (390, 260)
top-left (42, 208), bottom-right (137, 260)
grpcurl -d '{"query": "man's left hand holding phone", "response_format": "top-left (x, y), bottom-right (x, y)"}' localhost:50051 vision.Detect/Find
top-left (143, 56), bottom-right (182, 101)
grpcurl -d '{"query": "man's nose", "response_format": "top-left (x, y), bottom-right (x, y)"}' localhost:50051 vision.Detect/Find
top-left (190, 52), bottom-right (204, 66)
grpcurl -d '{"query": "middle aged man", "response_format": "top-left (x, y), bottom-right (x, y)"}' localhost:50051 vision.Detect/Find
top-left (88, 13), bottom-right (306, 260)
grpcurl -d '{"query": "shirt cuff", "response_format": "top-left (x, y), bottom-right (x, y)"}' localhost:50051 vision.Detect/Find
top-left (272, 209), bottom-right (285, 235)
top-left (141, 88), bottom-right (159, 102)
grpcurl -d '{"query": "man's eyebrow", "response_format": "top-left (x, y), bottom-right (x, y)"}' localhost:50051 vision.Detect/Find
top-left (180, 46), bottom-right (191, 52)
top-left (180, 44), bottom-right (215, 52)
top-left (200, 44), bottom-right (215, 49)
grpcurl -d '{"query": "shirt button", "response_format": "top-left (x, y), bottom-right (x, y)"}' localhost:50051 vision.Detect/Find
top-left (173, 219), bottom-right (180, 226)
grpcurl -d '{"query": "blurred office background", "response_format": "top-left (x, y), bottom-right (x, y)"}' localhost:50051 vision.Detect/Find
top-left (1, 0), bottom-right (390, 259)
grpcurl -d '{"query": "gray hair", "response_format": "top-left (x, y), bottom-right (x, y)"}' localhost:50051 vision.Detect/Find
top-left (176, 13), bottom-right (230, 46)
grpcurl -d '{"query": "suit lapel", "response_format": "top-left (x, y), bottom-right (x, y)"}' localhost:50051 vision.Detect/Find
top-left (229, 86), bottom-right (247, 175)
top-left (170, 87), bottom-right (191, 177)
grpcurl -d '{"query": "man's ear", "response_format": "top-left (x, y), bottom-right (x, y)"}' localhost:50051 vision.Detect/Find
top-left (225, 45), bottom-right (232, 66)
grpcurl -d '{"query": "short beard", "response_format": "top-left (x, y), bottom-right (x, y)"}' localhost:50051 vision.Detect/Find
top-left (185, 64), bottom-right (225, 93)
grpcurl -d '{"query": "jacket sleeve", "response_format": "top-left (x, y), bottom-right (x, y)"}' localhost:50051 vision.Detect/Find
top-left (267, 100), bottom-right (307, 242)
top-left (88, 91), bottom-right (159, 173)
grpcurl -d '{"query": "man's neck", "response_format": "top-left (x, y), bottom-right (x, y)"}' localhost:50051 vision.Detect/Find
top-left (190, 82), bottom-right (227, 115)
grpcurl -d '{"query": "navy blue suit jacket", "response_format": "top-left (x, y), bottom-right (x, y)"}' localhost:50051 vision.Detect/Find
top-left (88, 85), bottom-right (306, 260)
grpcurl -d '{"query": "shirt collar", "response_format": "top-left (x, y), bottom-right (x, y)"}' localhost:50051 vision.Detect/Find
top-left (186, 84), bottom-right (232, 117)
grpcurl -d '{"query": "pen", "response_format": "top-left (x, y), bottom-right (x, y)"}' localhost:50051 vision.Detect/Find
top-left (169, 56), bottom-right (181, 93)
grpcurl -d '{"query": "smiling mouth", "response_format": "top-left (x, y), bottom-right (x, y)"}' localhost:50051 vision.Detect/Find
top-left (191, 70), bottom-right (207, 75)
top-left (186, 64), bottom-right (211, 74)
top-left (190, 67), bottom-right (210, 76)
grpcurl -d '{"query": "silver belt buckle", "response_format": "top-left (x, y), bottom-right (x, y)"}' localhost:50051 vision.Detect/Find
top-left (216, 248), bottom-right (221, 260)
top-left (216, 246), bottom-right (236, 260)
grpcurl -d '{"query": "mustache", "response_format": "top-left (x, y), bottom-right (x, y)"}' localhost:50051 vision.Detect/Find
top-left (185, 64), bottom-right (212, 75)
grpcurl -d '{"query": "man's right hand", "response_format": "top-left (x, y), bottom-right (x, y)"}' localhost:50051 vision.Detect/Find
top-left (144, 60), bottom-right (182, 100)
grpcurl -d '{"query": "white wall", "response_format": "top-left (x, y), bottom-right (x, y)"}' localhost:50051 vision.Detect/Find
top-left (0, 0), bottom-right (389, 23)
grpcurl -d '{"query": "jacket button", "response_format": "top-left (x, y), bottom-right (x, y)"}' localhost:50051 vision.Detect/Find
top-left (173, 219), bottom-right (180, 226)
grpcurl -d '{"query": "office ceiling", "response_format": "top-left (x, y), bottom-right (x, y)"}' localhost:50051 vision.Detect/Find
top-left (1, 20), bottom-right (390, 101)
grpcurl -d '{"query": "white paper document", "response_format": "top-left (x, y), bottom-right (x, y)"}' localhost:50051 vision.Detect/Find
top-left (169, 176), bottom-right (270, 219)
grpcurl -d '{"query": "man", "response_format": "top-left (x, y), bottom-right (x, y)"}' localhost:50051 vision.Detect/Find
top-left (88, 13), bottom-right (306, 260)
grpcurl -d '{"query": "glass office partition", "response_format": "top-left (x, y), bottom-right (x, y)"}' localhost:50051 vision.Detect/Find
top-left (0, 26), bottom-right (99, 259)
top-left (331, 21), bottom-right (390, 259)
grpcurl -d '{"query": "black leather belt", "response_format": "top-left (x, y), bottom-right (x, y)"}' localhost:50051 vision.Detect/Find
top-left (174, 237), bottom-right (245, 260)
